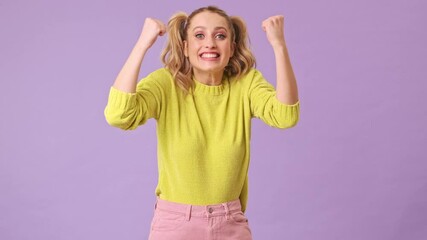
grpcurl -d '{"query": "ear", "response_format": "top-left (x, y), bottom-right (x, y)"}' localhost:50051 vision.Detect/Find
top-left (183, 40), bottom-right (189, 57)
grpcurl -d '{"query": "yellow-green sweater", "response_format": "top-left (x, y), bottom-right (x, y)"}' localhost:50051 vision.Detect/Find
top-left (104, 68), bottom-right (299, 212)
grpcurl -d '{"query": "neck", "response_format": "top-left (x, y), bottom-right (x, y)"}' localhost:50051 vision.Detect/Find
top-left (193, 69), bottom-right (224, 86)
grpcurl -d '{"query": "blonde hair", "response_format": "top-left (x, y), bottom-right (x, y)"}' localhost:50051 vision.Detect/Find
top-left (161, 6), bottom-right (256, 95)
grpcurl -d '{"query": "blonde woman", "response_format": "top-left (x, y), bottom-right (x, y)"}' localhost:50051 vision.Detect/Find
top-left (104, 5), bottom-right (299, 240)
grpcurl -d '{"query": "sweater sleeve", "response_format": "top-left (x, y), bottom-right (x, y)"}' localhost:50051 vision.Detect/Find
top-left (248, 69), bottom-right (300, 129)
top-left (104, 72), bottom-right (163, 130)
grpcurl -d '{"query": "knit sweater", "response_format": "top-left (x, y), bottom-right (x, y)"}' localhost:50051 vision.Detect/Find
top-left (104, 68), bottom-right (299, 212)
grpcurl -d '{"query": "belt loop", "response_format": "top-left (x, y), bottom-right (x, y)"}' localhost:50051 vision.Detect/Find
top-left (185, 204), bottom-right (192, 221)
top-left (154, 198), bottom-right (158, 210)
top-left (205, 206), bottom-right (209, 222)
top-left (222, 202), bottom-right (230, 220)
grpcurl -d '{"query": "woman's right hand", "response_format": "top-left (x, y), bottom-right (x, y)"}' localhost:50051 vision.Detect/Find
top-left (138, 18), bottom-right (166, 50)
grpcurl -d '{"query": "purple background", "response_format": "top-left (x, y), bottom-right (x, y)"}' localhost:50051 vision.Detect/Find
top-left (1, 0), bottom-right (426, 239)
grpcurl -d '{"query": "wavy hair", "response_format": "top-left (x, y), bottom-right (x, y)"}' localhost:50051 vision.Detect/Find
top-left (161, 6), bottom-right (256, 95)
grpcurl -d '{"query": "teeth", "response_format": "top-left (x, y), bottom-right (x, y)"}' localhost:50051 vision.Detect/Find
top-left (201, 53), bottom-right (219, 58)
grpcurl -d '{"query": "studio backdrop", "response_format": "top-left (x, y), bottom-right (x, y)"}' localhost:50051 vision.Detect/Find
top-left (1, 0), bottom-right (426, 239)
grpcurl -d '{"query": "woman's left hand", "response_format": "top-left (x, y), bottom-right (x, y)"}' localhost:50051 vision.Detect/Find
top-left (262, 15), bottom-right (287, 48)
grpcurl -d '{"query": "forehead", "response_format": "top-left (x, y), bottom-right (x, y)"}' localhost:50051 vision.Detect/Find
top-left (189, 11), bottom-right (230, 30)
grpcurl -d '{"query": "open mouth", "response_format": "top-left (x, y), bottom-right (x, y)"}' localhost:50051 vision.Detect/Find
top-left (199, 53), bottom-right (220, 59)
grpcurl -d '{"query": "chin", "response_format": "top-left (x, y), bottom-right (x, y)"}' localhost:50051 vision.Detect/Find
top-left (195, 63), bottom-right (227, 73)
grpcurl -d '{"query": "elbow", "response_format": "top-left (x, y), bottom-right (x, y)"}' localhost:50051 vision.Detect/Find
top-left (276, 118), bottom-right (299, 129)
top-left (105, 116), bottom-right (134, 130)
top-left (287, 117), bottom-right (299, 128)
top-left (104, 108), bottom-right (136, 130)
top-left (270, 100), bottom-right (300, 129)
top-left (278, 103), bottom-right (300, 129)
top-left (274, 113), bottom-right (300, 129)
top-left (105, 117), bottom-right (133, 130)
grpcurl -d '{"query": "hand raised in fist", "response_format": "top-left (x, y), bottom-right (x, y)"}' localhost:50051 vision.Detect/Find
top-left (138, 18), bottom-right (167, 50)
top-left (262, 15), bottom-right (287, 48)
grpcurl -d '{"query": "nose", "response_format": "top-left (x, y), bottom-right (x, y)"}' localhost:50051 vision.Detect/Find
top-left (205, 36), bottom-right (217, 48)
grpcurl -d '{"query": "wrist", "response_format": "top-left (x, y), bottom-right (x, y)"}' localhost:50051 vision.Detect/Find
top-left (134, 40), bottom-right (151, 55)
top-left (272, 43), bottom-right (288, 55)
top-left (271, 40), bottom-right (287, 51)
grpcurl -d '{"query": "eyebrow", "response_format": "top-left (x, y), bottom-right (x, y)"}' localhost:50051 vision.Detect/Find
top-left (192, 26), bottom-right (228, 32)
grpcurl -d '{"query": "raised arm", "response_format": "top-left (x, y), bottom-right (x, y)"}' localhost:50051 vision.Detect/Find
top-left (262, 15), bottom-right (299, 105)
top-left (104, 18), bottom-right (166, 130)
top-left (113, 18), bottom-right (166, 93)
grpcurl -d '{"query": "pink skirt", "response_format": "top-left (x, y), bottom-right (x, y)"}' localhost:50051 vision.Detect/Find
top-left (148, 197), bottom-right (253, 240)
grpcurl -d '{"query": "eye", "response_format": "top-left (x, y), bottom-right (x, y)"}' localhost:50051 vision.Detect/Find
top-left (195, 33), bottom-right (204, 39)
top-left (215, 33), bottom-right (226, 39)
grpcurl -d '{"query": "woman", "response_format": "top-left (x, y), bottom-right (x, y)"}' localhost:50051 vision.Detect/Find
top-left (104, 5), bottom-right (299, 240)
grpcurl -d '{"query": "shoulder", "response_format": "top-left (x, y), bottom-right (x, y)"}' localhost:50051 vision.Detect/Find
top-left (232, 68), bottom-right (265, 88)
top-left (137, 68), bottom-right (174, 90)
top-left (148, 68), bottom-right (173, 79)
top-left (144, 68), bottom-right (174, 84)
top-left (236, 68), bottom-right (265, 81)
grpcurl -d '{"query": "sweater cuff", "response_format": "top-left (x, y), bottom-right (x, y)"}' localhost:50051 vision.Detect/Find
top-left (107, 87), bottom-right (136, 110)
top-left (274, 99), bottom-right (300, 121)
top-left (277, 100), bottom-right (300, 107)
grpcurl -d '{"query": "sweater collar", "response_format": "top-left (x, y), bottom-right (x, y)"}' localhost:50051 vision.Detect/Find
top-left (192, 75), bottom-right (229, 96)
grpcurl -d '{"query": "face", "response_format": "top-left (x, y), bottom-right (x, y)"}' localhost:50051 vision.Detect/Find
top-left (184, 11), bottom-right (235, 77)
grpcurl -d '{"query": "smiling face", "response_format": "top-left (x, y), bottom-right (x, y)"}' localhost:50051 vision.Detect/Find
top-left (183, 11), bottom-right (235, 80)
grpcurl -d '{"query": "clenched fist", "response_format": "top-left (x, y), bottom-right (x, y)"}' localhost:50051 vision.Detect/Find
top-left (138, 18), bottom-right (167, 50)
top-left (262, 15), bottom-right (286, 48)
